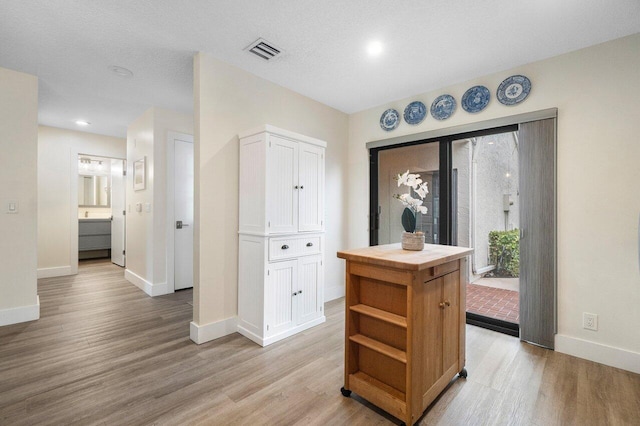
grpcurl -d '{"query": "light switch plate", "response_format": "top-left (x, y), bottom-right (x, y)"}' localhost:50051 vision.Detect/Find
top-left (6, 202), bottom-right (18, 214)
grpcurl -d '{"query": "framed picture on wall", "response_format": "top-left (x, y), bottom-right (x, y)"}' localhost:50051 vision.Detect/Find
top-left (133, 157), bottom-right (146, 191)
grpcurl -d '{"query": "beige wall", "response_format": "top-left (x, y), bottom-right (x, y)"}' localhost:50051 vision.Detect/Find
top-left (348, 34), bottom-right (640, 371)
top-left (0, 67), bottom-right (39, 324)
top-left (193, 53), bottom-right (349, 333)
top-left (125, 107), bottom-right (193, 293)
top-left (37, 126), bottom-right (125, 277)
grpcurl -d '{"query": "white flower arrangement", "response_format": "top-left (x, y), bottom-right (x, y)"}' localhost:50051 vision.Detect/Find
top-left (394, 170), bottom-right (429, 233)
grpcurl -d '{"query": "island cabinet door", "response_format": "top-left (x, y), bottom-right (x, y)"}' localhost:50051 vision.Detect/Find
top-left (441, 271), bottom-right (460, 372)
top-left (421, 270), bottom-right (460, 393)
top-left (422, 276), bottom-right (444, 392)
top-left (265, 260), bottom-right (298, 337)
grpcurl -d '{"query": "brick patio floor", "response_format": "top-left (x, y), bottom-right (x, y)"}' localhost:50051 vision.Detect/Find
top-left (466, 283), bottom-right (519, 324)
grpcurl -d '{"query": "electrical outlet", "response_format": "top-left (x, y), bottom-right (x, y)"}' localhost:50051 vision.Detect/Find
top-left (583, 312), bottom-right (598, 331)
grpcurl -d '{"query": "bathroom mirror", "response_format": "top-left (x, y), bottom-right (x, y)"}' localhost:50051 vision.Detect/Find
top-left (79, 175), bottom-right (110, 207)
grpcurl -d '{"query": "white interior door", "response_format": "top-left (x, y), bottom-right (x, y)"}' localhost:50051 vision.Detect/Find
top-left (110, 159), bottom-right (125, 267)
top-left (174, 138), bottom-right (194, 290)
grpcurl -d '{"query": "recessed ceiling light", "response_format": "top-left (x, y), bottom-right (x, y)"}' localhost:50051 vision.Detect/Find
top-left (75, 120), bottom-right (90, 126)
top-left (108, 65), bottom-right (134, 77)
top-left (367, 41), bottom-right (383, 57)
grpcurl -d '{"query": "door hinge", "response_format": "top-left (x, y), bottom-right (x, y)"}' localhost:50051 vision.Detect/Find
top-left (268, 221), bottom-right (271, 227)
top-left (123, 210), bottom-right (126, 216)
top-left (267, 269), bottom-right (270, 276)
top-left (267, 324), bottom-right (269, 331)
top-left (123, 170), bottom-right (127, 176)
top-left (122, 250), bottom-right (125, 255)
top-left (269, 141), bottom-right (272, 147)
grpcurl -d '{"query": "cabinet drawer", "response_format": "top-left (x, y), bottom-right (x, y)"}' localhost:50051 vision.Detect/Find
top-left (298, 236), bottom-right (321, 256)
top-left (269, 237), bottom-right (300, 260)
top-left (269, 235), bottom-right (322, 261)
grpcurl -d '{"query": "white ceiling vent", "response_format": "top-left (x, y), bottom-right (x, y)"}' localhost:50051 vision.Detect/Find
top-left (245, 38), bottom-right (282, 61)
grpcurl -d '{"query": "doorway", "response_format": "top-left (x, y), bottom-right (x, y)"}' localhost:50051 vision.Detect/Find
top-left (167, 132), bottom-right (194, 291)
top-left (76, 154), bottom-right (126, 267)
top-left (368, 112), bottom-right (556, 348)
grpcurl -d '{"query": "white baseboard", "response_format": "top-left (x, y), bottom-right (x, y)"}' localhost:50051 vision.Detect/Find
top-left (325, 285), bottom-right (344, 302)
top-left (37, 266), bottom-right (73, 279)
top-left (190, 316), bottom-right (238, 344)
top-left (555, 334), bottom-right (640, 374)
top-left (0, 296), bottom-right (40, 327)
top-left (238, 315), bottom-right (326, 347)
top-left (124, 269), bottom-right (171, 297)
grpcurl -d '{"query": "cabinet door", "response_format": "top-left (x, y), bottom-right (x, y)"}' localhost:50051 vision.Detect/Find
top-left (266, 260), bottom-right (298, 336)
top-left (267, 136), bottom-right (298, 234)
top-left (298, 142), bottom-right (324, 232)
top-left (442, 271), bottom-right (460, 373)
top-left (423, 277), bottom-right (444, 391)
top-left (297, 255), bottom-right (323, 325)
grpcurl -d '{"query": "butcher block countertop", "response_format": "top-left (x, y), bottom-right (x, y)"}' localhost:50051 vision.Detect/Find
top-left (337, 243), bottom-right (473, 271)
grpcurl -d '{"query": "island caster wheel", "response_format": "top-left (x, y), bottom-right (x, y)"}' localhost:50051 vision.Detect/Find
top-left (458, 368), bottom-right (468, 379)
top-left (340, 387), bottom-right (352, 397)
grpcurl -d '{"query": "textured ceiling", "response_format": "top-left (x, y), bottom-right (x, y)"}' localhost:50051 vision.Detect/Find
top-left (1, 0), bottom-right (639, 137)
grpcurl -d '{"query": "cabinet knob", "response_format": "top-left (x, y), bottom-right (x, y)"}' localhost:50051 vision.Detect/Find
top-left (292, 291), bottom-right (298, 296)
top-left (444, 300), bottom-right (451, 307)
top-left (439, 302), bottom-right (446, 309)
top-left (298, 290), bottom-right (303, 294)
top-left (300, 185), bottom-right (304, 189)
top-left (306, 242), bottom-right (313, 247)
top-left (294, 185), bottom-right (299, 189)
top-left (281, 245), bottom-right (289, 250)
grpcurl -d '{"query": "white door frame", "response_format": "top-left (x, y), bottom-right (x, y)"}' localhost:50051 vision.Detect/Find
top-left (70, 151), bottom-right (125, 274)
top-left (166, 131), bottom-right (194, 291)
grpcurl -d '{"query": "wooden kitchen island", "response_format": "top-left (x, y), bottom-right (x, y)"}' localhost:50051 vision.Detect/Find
top-left (337, 243), bottom-right (473, 426)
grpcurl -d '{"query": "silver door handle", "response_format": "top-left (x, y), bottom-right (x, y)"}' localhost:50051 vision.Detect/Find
top-left (176, 221), bottom-right (190, 229)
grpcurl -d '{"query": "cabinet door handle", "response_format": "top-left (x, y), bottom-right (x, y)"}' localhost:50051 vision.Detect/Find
top-left (281, 245), bottom-right (289, 250)
top-left (444, 300), bottom-right (451, 307)
top-left (306, 242), bottom-right (313, 247)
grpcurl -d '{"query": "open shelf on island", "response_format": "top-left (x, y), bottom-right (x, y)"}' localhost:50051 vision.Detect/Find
top-left (349, 304), bottom-right (407, 328)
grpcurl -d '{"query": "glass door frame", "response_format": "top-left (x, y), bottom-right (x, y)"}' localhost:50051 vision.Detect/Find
top-left (369, 124), bottom-right (520, 336)
top-left (369, 124), bottom-right (517, 246)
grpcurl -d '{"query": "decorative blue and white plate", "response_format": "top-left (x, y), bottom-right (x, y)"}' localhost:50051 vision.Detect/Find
top-left (430, 94), bottom-right (457, 120)
top-left (380, 108), bottom-right (400, 131)
top-left (403, 101), bottom-right (427, 125)
top-left (497, 75), bottom-right (531, 106)
top-left (461, 85), bottom-right (490, 113)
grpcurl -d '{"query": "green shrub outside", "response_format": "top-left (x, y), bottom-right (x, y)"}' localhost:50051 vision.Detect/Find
top-left (488, 229), bottom-right (519, 277)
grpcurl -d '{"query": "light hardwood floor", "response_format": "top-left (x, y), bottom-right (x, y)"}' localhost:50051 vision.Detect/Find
top-left (1, 260), bottom-right (638, 425)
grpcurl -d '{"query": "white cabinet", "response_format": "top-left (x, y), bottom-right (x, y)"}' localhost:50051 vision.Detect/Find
top-left (238, 234), bottom-right (325, 346)
top-left (239, 126), bottom-right (325, 235)
top-left (238, 125), bottom-right (326, 347)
